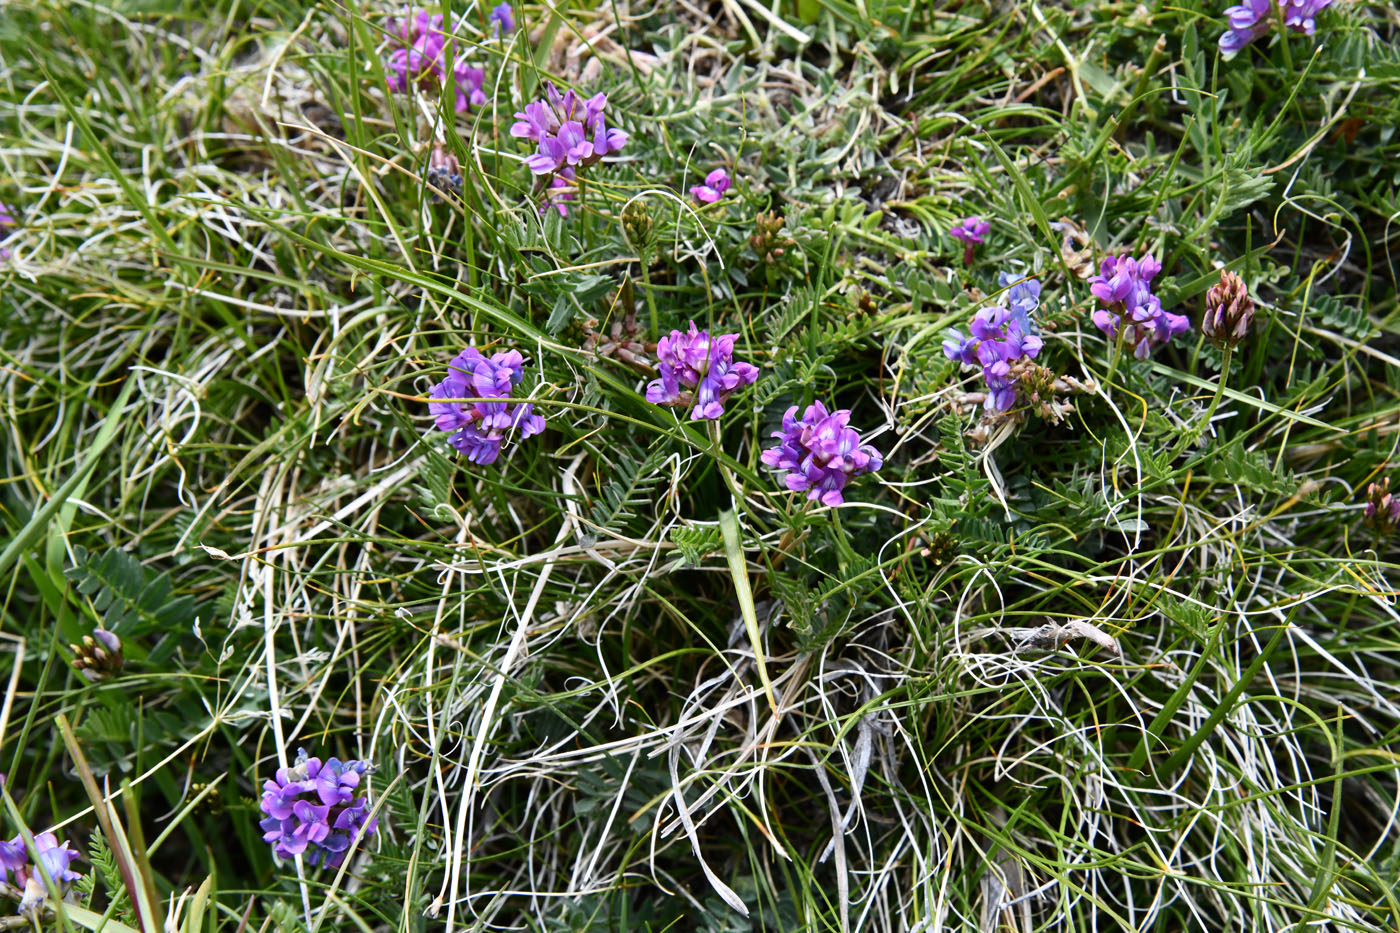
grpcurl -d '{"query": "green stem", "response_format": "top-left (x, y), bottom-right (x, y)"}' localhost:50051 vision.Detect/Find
top-left (639, 251), bottom-right (661, 339)
top-left (1175, 343), bottom-right (1231, 457)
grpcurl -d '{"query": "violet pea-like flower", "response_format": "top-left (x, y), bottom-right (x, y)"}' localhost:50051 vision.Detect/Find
top-left (646, 322), bottom-right (758, 420)
top-left (690, 168), bottom-right (732, 204)
top-left (761, 401), bottom-right (882, 506)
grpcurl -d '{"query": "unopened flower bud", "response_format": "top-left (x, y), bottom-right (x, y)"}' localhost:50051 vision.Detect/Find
top-left (621, 200), bottom-right (654, 254)
top-left (71, 628), bottom-right (123, 682)
top-left (1201, 269), bottom-right (1255, 347)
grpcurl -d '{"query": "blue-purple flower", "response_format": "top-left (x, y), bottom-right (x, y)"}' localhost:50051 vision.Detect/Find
top-left (1219, 0), bottom-right (1271, 55)
top-left (761, 402), bottom-right (882, 506)
top-left (428, 347), bottom-right (546, 465)
top-left (259, 750), bottom-right (377, 869)
top-left (1281, 0), bottom-right (1332, 35)
top-left (943, 294), bottom-right (1045, 412)
top-left (646, 322), bottom-right (758, 420)
top-left (690, 168), bottom-right (731, 204)
top-left (488, 2), bottom-right (514, 32)
top-left (0, 832), bottom-right (82, 914)
top-left (1089, 254), bottom-right (1189, 359)
top-left (1219, 0), bottom-right (1334, 56)
top-left (950, 217), bottom-right (990, 264)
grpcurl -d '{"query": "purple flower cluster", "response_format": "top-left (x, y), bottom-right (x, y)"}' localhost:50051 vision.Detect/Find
top-left (690, 168), bottom-right (731, 204)
top-left (1365, 478), bottom-right (1400, 536)
top-left (511, 84), bottom-right (628, 179)
top-left (386, 10), bottom-right (486, 113)
top-left (646, 322), bottom-right (758, 420)
top-left (943, 284), bottom-right (1045, 413)
top-left (0, 832), bottom-right (82, 914)
top-left (259, 749), bottom-right (377, 869)
top-left (1219, 0), bottom-right (1334, 56)
top-left (488, 2), bottom-right (514, 33)
top-left (1089, 254), bottom-right (1189, 359)
top-left (950, 217), bottom-right (990, 264)
top-left (761, 402), bottom-right (883, 506)
top-left (0, 204), bottom-right (14, 261)
top-left (429, 347), bottom-right (546, 465)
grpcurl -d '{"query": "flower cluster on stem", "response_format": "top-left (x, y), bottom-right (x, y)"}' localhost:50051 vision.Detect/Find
top-left (762, 401), bottom-right (883, 506)
top-left (950, 217), bottom-right (990, 264)
top-left (386, 10), bottom-right (486, 113)
top-left (646, 322), bottom-right (758, 420)
top-left (1365, 478), bottom-right (1400, 537)
top-left (1219, 0), bottom-right (1334, 56)
top-left (690, 168), bottom-right (731, 204)
top-left (944, 274), bottom-right (1045, 412)
top-left (428, 347), bottom-right (546, 465)
top-left (1089, 253), bottom-right (1189, 359)
top-left (259, 749), bottom-right (377, 868)
top-left (0, 832), bottom-right (82, 915)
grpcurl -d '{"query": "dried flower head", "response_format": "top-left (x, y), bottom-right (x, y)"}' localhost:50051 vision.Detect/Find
top-left (1364, 478), bottom-right (1400, 536)
top-left (1201, 269), bottom-right (1255, 347)
top-left (259, 750), bottom-right (377, 868)
top-left (646, 322), bottom-right (759, 420)
top-left (761, 401), bottom-right (883, 506)
top-left (426, 143), bottom-right (462, 198)
top-left (427, 347), bottom-right (546, 464)
top-left (70, 628), bottom-right (123, 682)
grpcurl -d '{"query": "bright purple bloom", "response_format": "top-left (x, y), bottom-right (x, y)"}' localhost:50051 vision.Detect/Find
top-left (427, 347), bottom-right (546, 465)
top-left (1089, 254), bottom-right (1189, 359)
top-left (450, 61), bottom-right (486, 113)
top-left (0, 204), bottom-right (12, 261)
top-left (1281, 0), bottom-right (1332, 35)
top-left (943, 300), bottom-right (1044, 412)
top-left (386, 10), bottom-right (487, 113)
top-left (0, 832), bottom-right (82, 915)
top-left (690, 168), bottom-right (731, 204)
top-left (646, 322), bottom-right (758, 420)
top-left (761, 402), bottom-right (882, 506)
top-left (1218, 0), bottom-right (1271, 55)
top-left (998, 270), bottom-right (1041, 333)
top-left (950, 217), bottom-right (990, 264)
top-left (259, 749), bottom-right (377, 869)
top-left (488, 2), bottom-right (514, 32)
top-left (950, 217), bottom-right (989, 245)
top-left (512, 83), bottom-right (627, 206)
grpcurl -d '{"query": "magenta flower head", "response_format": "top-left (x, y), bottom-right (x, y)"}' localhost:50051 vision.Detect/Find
top-left (386, 10), bottom-right (487, 113)
top-left (950, 217), bottom-right (990, 264)
top-left (690, 168), bottom-right (731, 204)
top-left (259, 749), bottom-right (377, 869)
top-left (761, 401), bottom-right (882, 506)
top-left (1, 203), bottom-right (16, 261)
top-left (488, 2), bottom-right (514, 32)
top-left (0, 832), bottom-right (82, 915)
top-left (428, 347), bottom-right (546, 465)
top-left (510, 83), bottom-right (627, 202)
top-left (646, 322), bottom-right (759, 420)
top-left (1089, 253), bottom-right (1188, 359)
